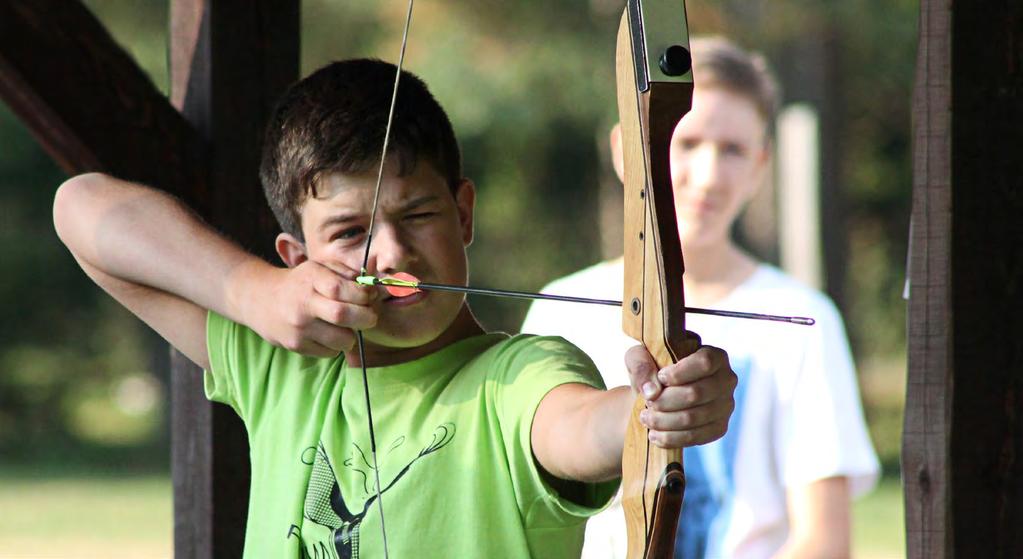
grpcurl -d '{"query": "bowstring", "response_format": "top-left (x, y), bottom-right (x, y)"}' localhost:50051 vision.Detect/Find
top-left (356, 1), bottom-right (416, 557)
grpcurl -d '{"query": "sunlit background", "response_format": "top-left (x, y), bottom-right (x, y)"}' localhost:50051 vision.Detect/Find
top-left (0, 0), bottom-right (914, 557)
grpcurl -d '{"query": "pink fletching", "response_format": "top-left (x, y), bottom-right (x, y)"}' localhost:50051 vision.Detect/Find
top-left (384, 272), bottom-right (421, 297)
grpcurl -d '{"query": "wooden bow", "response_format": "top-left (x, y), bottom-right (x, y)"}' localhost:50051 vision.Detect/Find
top-left (615, 2), bottom-right (699, 558)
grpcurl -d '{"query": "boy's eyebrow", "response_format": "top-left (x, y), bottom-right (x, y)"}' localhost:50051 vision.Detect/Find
top-left (318, 212), bottom-right (360, 232)
top-left (318, 195), bottom-right (441, 232)
top-left (397, 194), bottom-right (441, 212)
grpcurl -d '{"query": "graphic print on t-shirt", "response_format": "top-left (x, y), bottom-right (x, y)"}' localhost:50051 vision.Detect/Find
top-left (675, 356), bottom-right (751, 558)
top-left (294, 423), bottom-right (456, 559)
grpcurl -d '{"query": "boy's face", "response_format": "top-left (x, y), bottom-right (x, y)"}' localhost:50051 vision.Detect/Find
top-left (669, 86), bottom-right (770, 249)
top-left (281, 160), bottom-right (476, 352)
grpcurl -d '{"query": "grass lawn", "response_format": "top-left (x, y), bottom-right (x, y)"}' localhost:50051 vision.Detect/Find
top-left (0, 472), bottom-right (905, 558)
top-left (0, 472), bottom-right (171, 558)
top-left (852, 476), bottom-right (906, 558)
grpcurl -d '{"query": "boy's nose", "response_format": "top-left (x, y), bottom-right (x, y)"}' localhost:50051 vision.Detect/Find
top-left (685, 145), bottom-right (724, 193)
top-left (367, 223), bottom-right (413, 275)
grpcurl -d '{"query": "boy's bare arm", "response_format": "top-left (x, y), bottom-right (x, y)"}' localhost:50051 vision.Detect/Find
top-left (531, 345), bottom-right (736, 483)
top-left (774, 477), bottom-right (851, 559)
top-left (53, 173), bottom-right (377, 369)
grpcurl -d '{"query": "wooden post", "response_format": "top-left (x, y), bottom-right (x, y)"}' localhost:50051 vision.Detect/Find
top-left (776, 103), bottom-right (823, 290)
top-left (0, 0), bottom-right (299, 556)
top-left (903, 1), bottom-right (952, 555)
top-left (905, 1), bottom-right (1023, 557)
top-left (168, 1), bottom-right (298, 557)
top-left (770, 29), bottom-right (847, 310)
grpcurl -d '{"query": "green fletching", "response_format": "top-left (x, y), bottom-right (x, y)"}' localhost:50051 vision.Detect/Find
top-left (378, 277), bottom-right (418, 287)
top-left (355, 275), bottom-right (420, 288)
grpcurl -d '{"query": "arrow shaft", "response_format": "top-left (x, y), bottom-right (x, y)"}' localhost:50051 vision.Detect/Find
top-left (374, 278), bottom-right (814, 326)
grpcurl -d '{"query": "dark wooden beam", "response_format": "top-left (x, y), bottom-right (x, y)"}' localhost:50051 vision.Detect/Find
top-left (169, 0), bottom-right (298, 250)
top-left (0, 0), bottom-right (203, 198)
top-left (947, 1), bottom-right (1023, 556)
top-left (906, 1), bottom-right (1023, 557)
top-left (168, 1), bottom-right (299, 557)
top-left (904, 0), bottom-right (952, 554)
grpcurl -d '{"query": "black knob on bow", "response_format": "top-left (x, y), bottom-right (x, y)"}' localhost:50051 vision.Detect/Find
top-left (659, 45), bottom-right (692, 76)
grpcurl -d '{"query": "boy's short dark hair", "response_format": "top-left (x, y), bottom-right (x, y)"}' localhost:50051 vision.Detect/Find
top-left (260, 59), bottom-right (462, 239)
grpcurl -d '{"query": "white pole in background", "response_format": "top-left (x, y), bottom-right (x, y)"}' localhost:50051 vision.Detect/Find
top-left (776, 103), bottom-right (823, 290)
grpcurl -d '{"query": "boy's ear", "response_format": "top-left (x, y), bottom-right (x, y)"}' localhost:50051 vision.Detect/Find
top-left (275, 232), bottom-right (308, 268)
top-left (609, 123), bottom-right (625, 184)
top-left (454, 178), bottom-right (476, 246)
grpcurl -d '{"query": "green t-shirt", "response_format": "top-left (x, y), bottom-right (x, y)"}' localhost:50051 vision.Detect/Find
top-left (205, 312), bottom-right (619, 559)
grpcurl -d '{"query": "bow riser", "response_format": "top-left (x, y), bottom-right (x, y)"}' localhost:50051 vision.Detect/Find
top-left (616, 2), bottom-right (698, 558)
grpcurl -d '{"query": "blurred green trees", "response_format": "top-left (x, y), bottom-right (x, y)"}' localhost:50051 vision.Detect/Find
top-left (0, 0), bottom-right (914, 470)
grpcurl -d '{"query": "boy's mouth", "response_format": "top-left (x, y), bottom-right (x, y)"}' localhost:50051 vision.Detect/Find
top-left (384, 290), bottom-right (427, 306)
top-left (381, 272), bottom-right (426, 306)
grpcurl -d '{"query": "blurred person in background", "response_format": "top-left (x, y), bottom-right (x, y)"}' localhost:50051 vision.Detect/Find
top-left (522, 36), bottom-right (879, 559)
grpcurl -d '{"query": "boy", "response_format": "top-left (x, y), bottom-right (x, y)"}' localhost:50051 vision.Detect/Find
top-left (523, 38), bottom-right (878, 558)
top-left (53, 59), bottom-right (737, 558)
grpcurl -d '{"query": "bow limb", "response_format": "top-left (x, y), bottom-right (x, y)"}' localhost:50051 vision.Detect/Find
top-left (615, 2), bottom-right (698, 558)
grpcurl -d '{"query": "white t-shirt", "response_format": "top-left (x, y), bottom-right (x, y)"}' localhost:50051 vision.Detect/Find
top-left (521, 259), bottom-right (880, 559)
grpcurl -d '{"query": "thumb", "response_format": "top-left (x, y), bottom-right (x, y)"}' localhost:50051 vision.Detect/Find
top-left (625, 345), bottom-right (662, 401)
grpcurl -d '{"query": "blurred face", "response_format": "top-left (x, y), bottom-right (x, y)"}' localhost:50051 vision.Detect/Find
top-left (670, 87), bottom-right (769, 248)
top-left (297, 162), bottom-right (475, 350)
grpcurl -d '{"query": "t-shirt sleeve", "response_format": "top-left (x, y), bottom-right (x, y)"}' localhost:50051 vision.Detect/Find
top-left (204, 310), bottom-right (281, 425)
top-left (489, 335), bottom-right (620, 528)
top-left (773, 297), bottom-right (880, 498)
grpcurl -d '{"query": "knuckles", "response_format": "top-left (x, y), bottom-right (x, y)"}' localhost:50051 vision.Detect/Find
top-left (629, 359), bottom-right (658, 382)
top-left (280, 335), bottom-right (304, 353)
top-left (284, 309), bottom-right (305, 329)
top-left (690, 350), bottom-right (715, 374)
top-left (649, 429), bottom-right (695, 448)
top-left (677, 384), bottom-right (701, 406)
top-left (676, 410), bottom-right (695, 428)
top-left (326, 304), bottom-right (348, 326)
top-left (706, 420), bottom-right (728, 443)
top-left (324, 282), bottom-right (342, 301)
top-left (648, 409), bottom-right (694, 430)
top-left (649, 420), bottom-right (729, 449)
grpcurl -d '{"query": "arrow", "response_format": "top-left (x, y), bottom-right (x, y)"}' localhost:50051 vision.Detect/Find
top-left (356, 274), bottom-right (815, 326)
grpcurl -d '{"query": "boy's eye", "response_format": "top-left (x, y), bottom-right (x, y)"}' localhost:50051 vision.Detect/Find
top-left (405, 211), bottom-right (437, 221)
top-left (677, 138), bottom-right (700, 151)
top-left (332, 226), bottom-right (366, 242)
top-left (722, 142), bottom-right (746, 157)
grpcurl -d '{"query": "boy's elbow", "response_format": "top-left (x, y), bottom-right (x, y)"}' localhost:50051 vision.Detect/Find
top-left (53, 172), bottom-right (109, 242)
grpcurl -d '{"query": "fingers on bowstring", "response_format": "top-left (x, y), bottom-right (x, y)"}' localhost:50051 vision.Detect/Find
top-left (315, 259), bottom-right (362, 282)
top-left (304, 319), bottom-right (358, 355)
top-left (311, 265), bottom-right (378, 306)
top-left (282, 331), bottom-right (343, 358)
top-left (308, 292), bottom-right (378, 331)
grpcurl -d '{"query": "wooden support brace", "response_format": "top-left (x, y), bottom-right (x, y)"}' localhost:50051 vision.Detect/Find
top-left (0, 0), bottom-right (204, 199)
